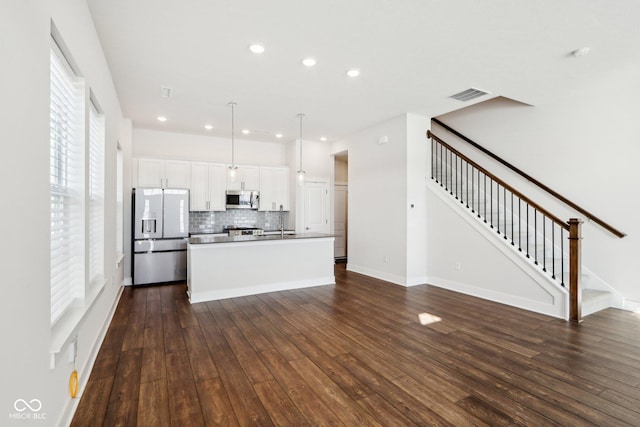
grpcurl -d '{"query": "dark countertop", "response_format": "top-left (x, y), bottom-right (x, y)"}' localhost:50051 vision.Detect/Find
top-left (188, 232), bottom-right (334, 245)
top-left (189, 229), bottom-right (295, 236)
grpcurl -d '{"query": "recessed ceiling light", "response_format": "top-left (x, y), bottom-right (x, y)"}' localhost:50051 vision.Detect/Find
top-left (346, 69), bottom-right (360, 77)
top-left (320, 137), bottom-right (327, 141)
top-left (302, 58), bottom-right (317, 67)
top-left (249, 44), bottom-right (265, 54)
top-left (241, 129), bottom-right (250, 135)
top-left (204, 124), bottom-right (213, 130)
top-left (275, 133), bottom-right (283, 139)
top-left (157, 116), bottom-right (167, 122)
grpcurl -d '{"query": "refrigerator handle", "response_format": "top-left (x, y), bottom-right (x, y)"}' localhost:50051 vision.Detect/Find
top-left (142, 219), bottom-right (156, 234)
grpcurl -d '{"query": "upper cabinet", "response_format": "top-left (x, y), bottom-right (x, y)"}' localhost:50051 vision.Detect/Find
top-left (135, 158), bottom-right (289, 211)
top-left (259, 166), bottom-right (290, 211)
top-left (190, 162), bottom-right (226, 211)
top-left (226, 165), bottom-right (259, 191)
top-left (137, 158), bottom-right (191, 189)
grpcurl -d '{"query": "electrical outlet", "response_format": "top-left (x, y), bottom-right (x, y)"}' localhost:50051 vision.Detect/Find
top-left (455, 262), bottom-right (461, 271)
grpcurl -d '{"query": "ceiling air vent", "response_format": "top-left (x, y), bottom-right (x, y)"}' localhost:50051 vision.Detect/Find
top-left (449, 88), bottom-right (489, 102)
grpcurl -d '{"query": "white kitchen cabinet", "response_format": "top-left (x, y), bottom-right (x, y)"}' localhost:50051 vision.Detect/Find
top-left (190, 162), bottom-right (226, 211)
top-left (136, 158), bottom-right (191, 189)
top-left (259, 166), bottom-right (290, 211)
top-left (226, 165), bottom-right (259, 191)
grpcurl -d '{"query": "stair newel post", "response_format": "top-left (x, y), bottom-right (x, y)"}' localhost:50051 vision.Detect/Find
top-left (568, 218), bottom-right (584, 323)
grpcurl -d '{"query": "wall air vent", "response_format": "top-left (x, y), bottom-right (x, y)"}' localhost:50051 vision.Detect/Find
top-left (449, 88), bottom-right (489, 102)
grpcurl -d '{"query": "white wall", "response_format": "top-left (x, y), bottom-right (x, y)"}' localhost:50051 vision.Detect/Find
top-left (432, 73), bottom-right (640, 304)
top-left (334, 115), bottom-right (410, 284)
top-left (0, 1), bottom-right (129, 425)
top-left (406, 114), bottom-right (429, 285)
top-left (133, 128), bottom-right (287, 166)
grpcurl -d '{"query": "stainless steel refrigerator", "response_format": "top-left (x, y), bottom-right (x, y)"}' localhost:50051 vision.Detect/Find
top-left (132, 188), bottom-right (189, 285)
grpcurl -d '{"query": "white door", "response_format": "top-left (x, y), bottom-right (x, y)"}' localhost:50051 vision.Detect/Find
top-left (303, 181), bottom-right (329, 233)
top-left (334, 184), bottom-right (347, 258)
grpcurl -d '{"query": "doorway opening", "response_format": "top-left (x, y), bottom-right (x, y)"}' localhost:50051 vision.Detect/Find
top-left (334, 151), bottom-right (348, 263)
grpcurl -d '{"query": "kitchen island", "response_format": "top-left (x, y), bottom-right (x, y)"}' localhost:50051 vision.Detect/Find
top-left (187, 233), bottom-right (335, 303)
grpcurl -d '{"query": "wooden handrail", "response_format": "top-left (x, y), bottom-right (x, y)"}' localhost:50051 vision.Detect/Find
top-left (430, 118), bottom-right (626, 238)
top-left (427, 130), bottom-right (569, 230)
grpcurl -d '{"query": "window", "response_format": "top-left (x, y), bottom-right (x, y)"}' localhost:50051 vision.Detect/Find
top-left (116, 144), bottom-right (124, 261)
top-left (89, 99), bottom-right (105, 287)
top-left (50, 41), bottom-right (85, 324)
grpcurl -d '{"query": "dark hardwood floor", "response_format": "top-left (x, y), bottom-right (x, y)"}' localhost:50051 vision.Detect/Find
top-left (71, 264), bottom-right (640, 426)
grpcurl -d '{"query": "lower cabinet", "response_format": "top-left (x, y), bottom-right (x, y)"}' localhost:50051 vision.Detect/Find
top-left (190, 162), bottom-right (226, 211)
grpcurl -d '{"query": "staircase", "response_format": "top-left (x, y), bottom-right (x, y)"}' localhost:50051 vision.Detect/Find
top-left (427, 128), bottom-right (620, 320)
top-left (583, 289), bottom-right (613, 316)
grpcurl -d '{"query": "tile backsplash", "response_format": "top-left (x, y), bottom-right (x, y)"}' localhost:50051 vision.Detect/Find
top-left (190, 210), bottom-right (290, 233)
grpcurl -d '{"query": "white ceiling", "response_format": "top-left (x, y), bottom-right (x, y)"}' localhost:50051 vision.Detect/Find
top-left (86, 0), bottom-right (640, 143)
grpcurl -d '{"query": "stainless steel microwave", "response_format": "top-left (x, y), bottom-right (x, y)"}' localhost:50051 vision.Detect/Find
top-left (225, 190), bottom-right (259, 209)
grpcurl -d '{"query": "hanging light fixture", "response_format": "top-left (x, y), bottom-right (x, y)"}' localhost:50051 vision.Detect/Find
top-left (228, 101), bottom-right (238, 179)
top-left (296, 113), bottom-right (306, 183)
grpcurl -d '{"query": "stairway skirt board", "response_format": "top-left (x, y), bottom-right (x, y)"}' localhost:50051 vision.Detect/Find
top-left (426, 180), bottom-right (616, 319)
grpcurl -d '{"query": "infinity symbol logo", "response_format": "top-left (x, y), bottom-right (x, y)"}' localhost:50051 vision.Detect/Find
top-left (14, 399), bottom-right (42, 412)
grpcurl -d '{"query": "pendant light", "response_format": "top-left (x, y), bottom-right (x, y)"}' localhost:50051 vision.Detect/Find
top-left (296, 113), bottom-right (306, 182)
top-left (228, 101), bottom-right (238, 179)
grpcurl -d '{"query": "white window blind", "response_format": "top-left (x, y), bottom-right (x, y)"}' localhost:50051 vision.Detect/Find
top-left (116, 145), bottom-right (124, 259)
top-left (50, 43), bottom-right (84, 324)
top-left (89, 101), bottom-right (105, 287)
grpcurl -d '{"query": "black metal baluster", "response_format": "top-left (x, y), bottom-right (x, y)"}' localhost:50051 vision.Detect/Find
top-left (504, 188), bottom-right (508, 240)
top-left (431, 139), bottom-right (435, 181)
top-left (496, 183), bottom-right (500, 234)
top-left (466, 162), bottom-right (469, 208)
top-left (561, 228), bottom-right (565, 286)
top-left (471, 166), bottom-right (475, 214)
top-left (439, 142), bottom-right (443, 186)
top-left (534, 209), bottom-right (538, 265)
top-left (454, 153), bottom-right (458, 199)
top-left (456, 156), bottom-right (462, 200)
top-left (460, 158), bottom-right (464, 205)
top-left (552, 223), bottom-right (556, 279)
top-left (518, 199), bottom-right (522, 251)
top-left (483, 174), bottom-right (487, 223)
top-left (490, 179), bottom-right (494, 228)
top-left (448, 149), bottom-right (453, 194)
top-left (526, 203), bottom-right (530, 258)
top-left (542, 216), bottom-right (547, 271)
top-left (511, 192), bottom-right (514, 245)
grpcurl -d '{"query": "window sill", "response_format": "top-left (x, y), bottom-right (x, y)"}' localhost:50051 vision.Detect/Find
top-left (49, 279), bottom-right (106, 369)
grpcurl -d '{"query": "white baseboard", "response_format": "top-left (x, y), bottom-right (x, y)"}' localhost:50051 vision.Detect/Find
top-left (622, 299), bottom-right (640, 312)
top-left (426, 275), bottom-right (567, 320)
top-left (346, 263), bottom-right (407, 286)
top-left (189, 276), bottom-right (335, 303)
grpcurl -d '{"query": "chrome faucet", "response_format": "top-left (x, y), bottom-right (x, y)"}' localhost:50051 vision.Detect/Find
top-left (279, 204), bottom-right (284, 238)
